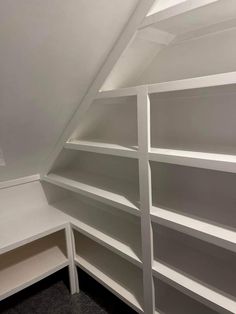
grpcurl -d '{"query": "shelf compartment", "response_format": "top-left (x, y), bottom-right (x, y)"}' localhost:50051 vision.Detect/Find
top-left (151, 205), bottom-right (236, 254)
top-left (45, 150), bottom-right (140, 216)
top-left (150, 78), bottom-right (236, 155)
top-left (70, 95), bottom-right (138, 150)
top-left (0, 230), bottom-right (68, 301)
top-left (65, 140), bottom-right (138, 159)
top-left (54, 195), bottom-right (142, 266)
top-left (74, 231), bottom-right (144, 313)
top-left (152, 224), bottom-right (236, 313)
top-left (149, 148), bottom-right (236, 173)
top-left (154, 278), bottom-right (218, 314)
top-left (151, 161), bottom-right (236, 231)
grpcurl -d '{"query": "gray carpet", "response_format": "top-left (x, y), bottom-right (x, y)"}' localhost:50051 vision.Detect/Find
top-left (0, 269), bottom-right (136, 314)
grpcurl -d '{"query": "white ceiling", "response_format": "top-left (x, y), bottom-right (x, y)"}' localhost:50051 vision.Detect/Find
top-left (0, 0), bottom-right (138, 181)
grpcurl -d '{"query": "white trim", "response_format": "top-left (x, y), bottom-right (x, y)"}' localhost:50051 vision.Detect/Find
top-left (0, 174), bottom-right (40, 190)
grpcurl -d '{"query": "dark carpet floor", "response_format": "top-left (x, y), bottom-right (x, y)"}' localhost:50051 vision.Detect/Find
top-left (0, 268), bottom-right (136, 314)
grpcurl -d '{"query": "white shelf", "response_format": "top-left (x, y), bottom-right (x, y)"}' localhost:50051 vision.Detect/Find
top-left (151, 205), bottom-right (236, 253)
top-left (74, 232), bottom-right (144, 313)
top-left (65, 140), bottom-right (138, 159)
top-left (148, 71), bottom-right (236, 94)
top-left (0, 203), bottom-right (69, 255)
top-left (149, 148), bottom-right (236, 173)
top-left (154, 279), bottom-right (218, 314)
top-left (99, 71), bottom-right (236, 97)
top-left (55, 197), bottom-right (142, 266)
top-left (153, 226), bottom-right (236, 313)
top-left (0, 231), bottom-right (68, 301)
top-left (153, 260), bottom-right (235, 314)
top-left (44, 172), bottom-right (140, 216)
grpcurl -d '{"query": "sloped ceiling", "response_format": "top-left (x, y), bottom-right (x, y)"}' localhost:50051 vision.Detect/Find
top-left (0, 0), bottom-right (138, 181)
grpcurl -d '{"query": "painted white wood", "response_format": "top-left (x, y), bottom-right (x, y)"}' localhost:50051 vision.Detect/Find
top-left (0, 174), bottom-right (40, 190)
top-left (65, 140), bottom-right (138, 159)
top-left (149, 148), bottom-right (236, 173)
top-left (137, 86), bottom-right (155, 314)
top-left (0, 231), bottom-right (68, 301)
top-left (44, 173), bottom-right (140, 216)
top-left (141, 0), bottom-right (219, 28)
top-left (137, 27), bottom-right (175, 45)
top-left (148, 71), bottom-right (236, 94)
top-left (41, 0), bottom-right (156, 177)
top-left (74, 231), bottom-right (144, 313)
top-left (0, 202), bottom-right (69, 255)
top-left (151, 205), bottom-right (236, 253)
top-left (153, 259), bottom-right (235, 313)
top-left (65, 224), bottom-right (79, 294)
top-left (97, 86), bottom-right (139, 98)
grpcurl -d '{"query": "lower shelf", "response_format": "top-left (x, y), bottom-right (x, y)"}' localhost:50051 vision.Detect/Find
top-left (154, 279), bottom-right (218, 314)
top-left (73, 230), bottom-right (144, 313)
top-left (0, 230), bottom-right (68, 301)
top-left (153, 224), bottom-right (236, 313)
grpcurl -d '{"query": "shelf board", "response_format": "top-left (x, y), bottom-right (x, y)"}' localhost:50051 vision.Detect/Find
top-left (151, 205), bottom-right (236, 254)
top-left (0, 203), bottom-right (69, 255)
top-left (148, 71), bottom-right (236, 94)
top-left (96, 86), bottom-right (138, 99)
top-left (153, 260), bottom-right (236, 314)
top-left (149, 148), bottom-right (236, 173)
top-left (56, 198), bottom-right (142, 267)
top-left (44, 172), bottom-right (140, 217)
top-left (64, 140), bottom-right (138, 159)
top-left (98, 72), bottom-right (236, 100)
top-left (0, 232), bottom-right (68, 301)
top-left (74, 234), bottom-right (143, 313)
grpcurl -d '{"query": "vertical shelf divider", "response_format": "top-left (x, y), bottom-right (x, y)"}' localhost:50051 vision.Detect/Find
top-left (137, 86), bottom-right (155, 314)
top-left (65, 224), bottom-right (80, 294)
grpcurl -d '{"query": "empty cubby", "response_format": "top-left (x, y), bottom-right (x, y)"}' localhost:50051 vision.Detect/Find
top-left (152, 224), bottom-right (236, 301)
top-left (52, 192), bottom-right (142, 264)
top-left (73, 231), bottom-right (143, 313)
top-left (0, 230), bottom-right (68, 301)
top-left (150, 85), bottom-right (236, 155)
top-left (48, 150), bottom-right (140, 212)
top-left (70, 96), bottom-right (138, 149)
top-left (151, 161), bottom-right (236, 230)
top-left (154, 278), bottom-right (219, 314)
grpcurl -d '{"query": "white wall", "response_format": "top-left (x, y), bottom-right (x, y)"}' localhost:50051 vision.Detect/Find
top-left (0, 0), bottom-right (138, 181)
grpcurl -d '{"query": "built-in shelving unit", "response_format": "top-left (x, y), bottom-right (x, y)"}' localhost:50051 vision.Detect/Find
top-left (0, 230), bottom-right (68, 301)
top-left (2, 2), bottom-right (236, 312)
top-left (74, 231), bottom-right (144, 313)
top-left (39, 69), bottom-right (236, 314)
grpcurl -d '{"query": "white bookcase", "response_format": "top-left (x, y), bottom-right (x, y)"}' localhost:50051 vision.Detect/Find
top-left (41, 70), bottom-right (236, 314)
top-left (2, 2), bottom-right (236, 314)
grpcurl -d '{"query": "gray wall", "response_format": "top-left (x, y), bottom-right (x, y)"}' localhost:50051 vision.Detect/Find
top-left (0, 0), bottom-right (138, 181)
